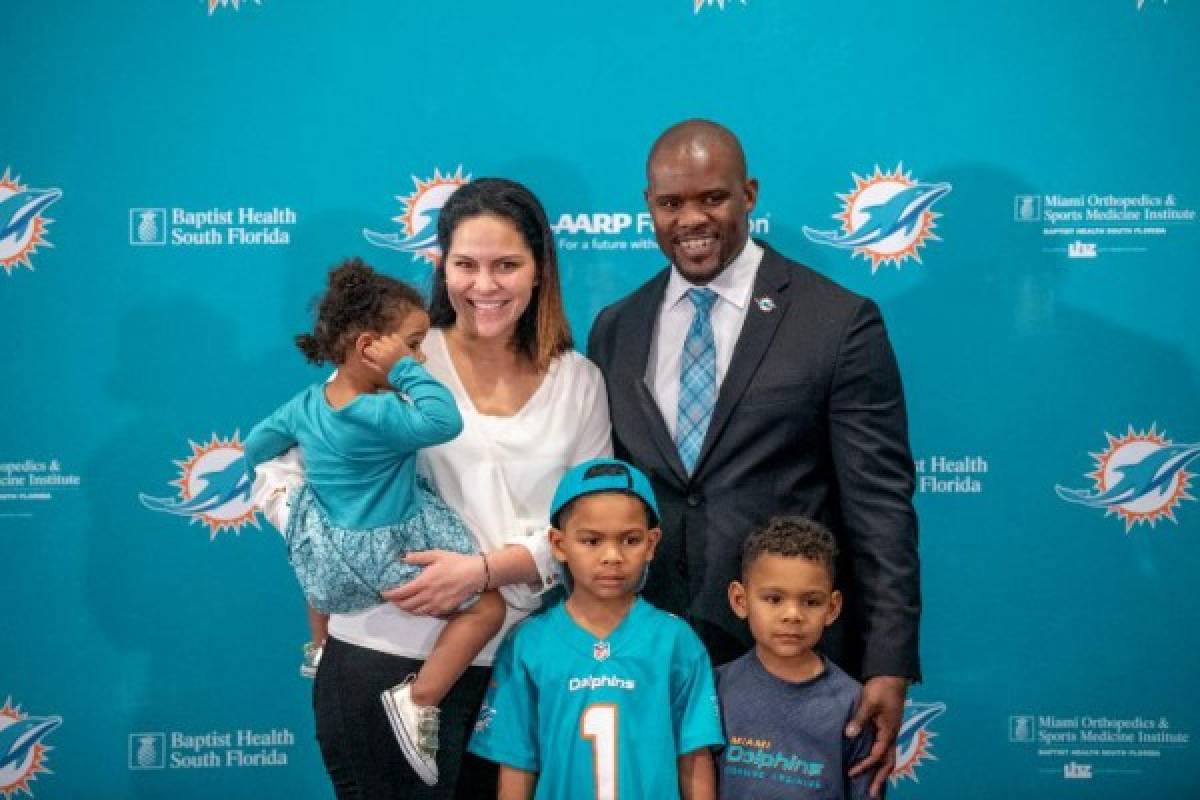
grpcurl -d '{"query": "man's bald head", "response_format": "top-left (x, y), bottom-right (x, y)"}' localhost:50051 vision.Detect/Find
top-left (646, 119), bottom-right (748, 182)
top-left (643, 119), bottom-right (758, 285)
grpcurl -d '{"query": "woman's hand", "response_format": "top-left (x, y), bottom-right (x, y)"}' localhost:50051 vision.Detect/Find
top-left (382, 550), bottom-right (486, 617)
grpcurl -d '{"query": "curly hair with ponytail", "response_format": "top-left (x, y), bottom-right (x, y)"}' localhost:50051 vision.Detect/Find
top-left (295, 257), bottom-right (426, 365)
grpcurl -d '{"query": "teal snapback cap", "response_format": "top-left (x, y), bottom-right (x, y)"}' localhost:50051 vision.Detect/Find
top-left (549, 458), bottom-right (660, 527)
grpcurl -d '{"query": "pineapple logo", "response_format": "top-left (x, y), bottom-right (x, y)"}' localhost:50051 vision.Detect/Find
top-left (137, 212), bottom-right (158, 242)
top-left (127, 733), bottom-right (166, 770)
top-left (129, 209), bottom-right (167, 246)
top-left (136, 737), bottom-right (156, 767)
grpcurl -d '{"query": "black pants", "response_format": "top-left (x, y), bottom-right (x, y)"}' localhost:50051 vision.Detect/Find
top-left (314, 636), bottom-right (498, 799)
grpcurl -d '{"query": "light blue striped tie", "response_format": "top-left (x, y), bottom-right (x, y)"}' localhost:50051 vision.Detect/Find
top-left (676, 288), bottom-right (717, 473)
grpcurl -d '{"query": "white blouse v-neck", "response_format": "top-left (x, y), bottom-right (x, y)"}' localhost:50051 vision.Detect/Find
top-left (327, 328), bottom-right (613, 665)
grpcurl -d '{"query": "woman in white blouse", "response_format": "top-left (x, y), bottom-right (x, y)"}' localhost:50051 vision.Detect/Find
top-left (259, 178), bottom-right (611, 799)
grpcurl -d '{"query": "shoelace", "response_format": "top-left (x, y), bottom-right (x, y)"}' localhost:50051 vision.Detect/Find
top-left (417, 707), bottom-right (440, 754)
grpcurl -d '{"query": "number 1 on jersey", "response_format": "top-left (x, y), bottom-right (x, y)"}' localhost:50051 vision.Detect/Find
top-left (581, 703), bottom-right (618, 800)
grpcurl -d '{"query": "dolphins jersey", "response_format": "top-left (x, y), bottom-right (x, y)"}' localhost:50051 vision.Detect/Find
top-left (469, 597), bottom-right (724, 799)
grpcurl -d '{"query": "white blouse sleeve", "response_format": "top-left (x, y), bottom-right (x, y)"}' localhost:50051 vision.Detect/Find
top-left (570, 358), bottom-right (615, 463)
top-left (248, 447), bottom-right (306, 535)
top-left (500, 354), bottom-right (613, 609)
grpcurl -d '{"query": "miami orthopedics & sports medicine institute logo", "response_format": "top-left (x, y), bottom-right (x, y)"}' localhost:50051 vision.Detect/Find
top-left (139, 433), bottom-right (259, 538)
top-left (0, 169), bottom-right (61, 277)
top-left (803, 164), bottom-right (951, 273)
top-left (890, 700), bottom-right (946, 786)
top-left (1056, 425), bottom-right (1199, 532)
top-left (695, 0), bottom-right (747, 12)
top-left (0, 698), bottom-right (61, 800)
top-left (363, 166), bottom-right (471, 265)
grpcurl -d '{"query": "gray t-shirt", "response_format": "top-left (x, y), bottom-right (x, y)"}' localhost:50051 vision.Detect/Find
top-left (716, 651), bottom-right (877, 800)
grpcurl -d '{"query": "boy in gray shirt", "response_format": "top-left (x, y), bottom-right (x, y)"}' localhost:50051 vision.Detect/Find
top-left (716, 517), bottom-right (878, 799)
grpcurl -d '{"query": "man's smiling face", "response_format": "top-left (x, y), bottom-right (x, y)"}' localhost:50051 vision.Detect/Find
top-left (644, 138), bottom-right (758, 285)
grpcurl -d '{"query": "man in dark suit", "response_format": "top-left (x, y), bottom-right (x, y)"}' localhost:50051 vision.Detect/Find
top-left (588, 119), bottom-right (920, 795)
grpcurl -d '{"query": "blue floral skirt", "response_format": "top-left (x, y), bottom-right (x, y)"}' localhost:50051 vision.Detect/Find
top-left (284, 481), bottom-right (479, 614)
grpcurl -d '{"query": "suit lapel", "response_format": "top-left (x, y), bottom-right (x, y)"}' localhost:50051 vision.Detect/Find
top-left (694, 243), bottom-right (791, 475)
top-left (615, 271), bottom-right (689, 487)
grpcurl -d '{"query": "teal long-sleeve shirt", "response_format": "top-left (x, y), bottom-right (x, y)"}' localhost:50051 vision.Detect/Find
top-left (243, 357), bottom-right (463, 529)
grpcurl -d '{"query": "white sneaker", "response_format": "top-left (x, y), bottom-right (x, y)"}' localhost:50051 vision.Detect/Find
top-left (381, 678), bottom-right (439, 785)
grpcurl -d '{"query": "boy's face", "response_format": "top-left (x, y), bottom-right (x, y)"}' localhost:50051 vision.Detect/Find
top-left (549, 493), bottom-right (661, 603)
top-left (728, 553), bottom-right (842, 664)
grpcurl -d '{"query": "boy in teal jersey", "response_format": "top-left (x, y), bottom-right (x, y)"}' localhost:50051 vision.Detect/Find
top-left (469, 458), bottom-right (723, 800)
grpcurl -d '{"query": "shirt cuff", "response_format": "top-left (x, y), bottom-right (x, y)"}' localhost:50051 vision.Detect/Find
top-left (498, 523), bottom-right (561, 610)
top-left (387, 356), bottom-right (423, 389)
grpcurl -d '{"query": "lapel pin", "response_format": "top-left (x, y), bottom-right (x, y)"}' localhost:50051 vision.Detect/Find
top-left (755, 296), bottom-right (776, 313)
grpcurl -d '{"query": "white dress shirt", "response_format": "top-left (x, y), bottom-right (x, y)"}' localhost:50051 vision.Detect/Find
top-left (646, 238), bottom-right (764, 439)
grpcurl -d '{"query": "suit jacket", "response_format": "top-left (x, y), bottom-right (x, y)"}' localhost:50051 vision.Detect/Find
top-left (588, 242), bottom-right (921, 680)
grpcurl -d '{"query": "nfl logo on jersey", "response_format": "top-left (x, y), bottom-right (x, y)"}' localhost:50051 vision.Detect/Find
top-left (593, 641), bottom-right (611, 661)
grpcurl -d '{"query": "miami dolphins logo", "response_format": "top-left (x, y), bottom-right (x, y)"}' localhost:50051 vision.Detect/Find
top-left (363, 166), bottom-right (470, 264)
top-left (803, 164), bottom-right (951, 273)
top-left (475, 705), bottom-right (497, 733)
top-left (891, 700), bottom-right (945, 785)
top-left (694, 0), bottom-right (747, 11)
top-left (1056, 425), bottom-right (1199, 532)
top-left (0, 169), bottom-right (61, 277)
top-left (0, 699), bottom-right (61, 800)
top-left (207, 0), bottom-right (262, 14)
top-left (139, 432), bottom-right (258, 538)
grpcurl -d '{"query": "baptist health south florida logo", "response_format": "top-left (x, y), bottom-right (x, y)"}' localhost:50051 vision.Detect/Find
top-left (1056, 425), bottom-right (1199, 532)
top-left (129, 205), bottom-right (295, 247)
top-left (139, 433), bottom-right (259, 538)
top-left (0, 699), bottom-right (61, 800)
top-left (804, 165), bottom-right (951, 273)
top-left (129, 727), bottom-right (295, 770)
top-left (0, 169), bottom-right (61, 277)
top-left (890, 700), bottom-right (946, 786)
top-left (363, 167), bottom-right (471, 265)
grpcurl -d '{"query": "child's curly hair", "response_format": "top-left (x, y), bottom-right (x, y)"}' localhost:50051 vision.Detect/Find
top-left (740, 516), bottom-right (839, 582)
top-left (295, 257), bottom-right (425, 365)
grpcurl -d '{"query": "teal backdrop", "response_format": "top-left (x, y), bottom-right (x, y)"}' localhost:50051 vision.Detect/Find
top-left (4, 1), bottom-right (1198, 797)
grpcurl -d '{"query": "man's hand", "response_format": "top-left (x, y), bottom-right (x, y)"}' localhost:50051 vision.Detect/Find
top-left (381, 550), bottom-right (485, 617)
top-left (846, 675), bottom-right (908, 798)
